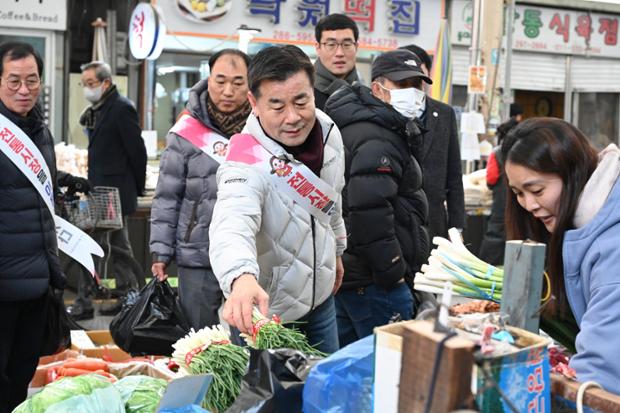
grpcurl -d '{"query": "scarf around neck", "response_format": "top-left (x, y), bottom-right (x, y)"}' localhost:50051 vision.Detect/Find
top-left (206, 96), bottom-right (252, 137)
top-left (79, 84), bottom-right (117, 130)
top-left (314, 58), bottom-right (359, 96)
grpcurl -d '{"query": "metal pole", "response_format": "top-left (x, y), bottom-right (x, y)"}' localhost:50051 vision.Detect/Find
top-left (467, 0), bottom-right (483, 112)
top-left (564, 55), bottom-right (572, 122)
top-left (502, 0), bottom-right (515, 121)
top-left (144, 60), bottom-right (155, 130)
top-left (106, 9), bottom-right (117, 76)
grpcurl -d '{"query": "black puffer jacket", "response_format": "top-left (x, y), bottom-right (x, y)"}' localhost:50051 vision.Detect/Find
top-left (0, 101), bottom-right (64, 302)
top-left (325, 84), bottom-right (429, 290)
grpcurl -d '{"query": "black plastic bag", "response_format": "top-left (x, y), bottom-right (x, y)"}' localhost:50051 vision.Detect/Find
top-left (110, 278), bottom-right (190, 355)
top-left (40, 288), bottom-right (72, 356)
top-left (225, 348), bottom-right (321, 413)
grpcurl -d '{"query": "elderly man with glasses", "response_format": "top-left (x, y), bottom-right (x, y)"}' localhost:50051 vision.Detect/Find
top-left (313, 13), bottom-right (360, 111)
top-left (0, 41), bottom-right (66, 412)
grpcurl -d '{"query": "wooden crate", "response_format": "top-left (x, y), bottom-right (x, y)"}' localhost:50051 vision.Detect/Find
top-left (398, 321), bottom-right (475, 413)
top-left (552, 373), bottom-right (620, 412)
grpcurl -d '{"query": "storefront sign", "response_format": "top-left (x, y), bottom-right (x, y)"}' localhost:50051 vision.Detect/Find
top-left (451, 0), bottom-right (620, 59)
top-left (153, 0), bottom-right (443, 51)
top-left (0, 0), bottom-right (67, 31)
top-left (129, 3), bottom-right (166, 60)
top-left (450, 0), bottom-right (473, 46)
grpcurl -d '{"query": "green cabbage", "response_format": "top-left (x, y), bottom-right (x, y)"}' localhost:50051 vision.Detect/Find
top-left (114, 375), bottom-right (168, 413)
top-left (13, 374), bottom-right (123, 413)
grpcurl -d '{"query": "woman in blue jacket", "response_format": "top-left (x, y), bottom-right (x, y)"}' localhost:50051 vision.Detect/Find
top-left (503, 117), bottom-right (620, 395)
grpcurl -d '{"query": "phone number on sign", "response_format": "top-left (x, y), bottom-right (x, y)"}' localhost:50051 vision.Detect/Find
top-left (272, 31), bottom-right (398, 48)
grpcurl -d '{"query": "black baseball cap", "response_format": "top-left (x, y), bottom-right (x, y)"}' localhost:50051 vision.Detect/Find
top-left (371, 50), bottom-right (433, 84)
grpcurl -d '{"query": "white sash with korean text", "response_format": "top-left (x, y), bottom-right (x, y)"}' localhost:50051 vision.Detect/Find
top-left (170, 113), bottom-right (229, 164)
top-left (225, 133), bottom-right (337, 225)
top-left (0, 113), bottom-right (103, 275)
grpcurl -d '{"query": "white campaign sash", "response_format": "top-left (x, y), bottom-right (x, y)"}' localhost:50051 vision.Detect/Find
top-left (170, 113), bottom-right (229, 164)
top-left (225, 133), bottom-right (338, 224)
top-left (0, 113), bottom-right (103, 275)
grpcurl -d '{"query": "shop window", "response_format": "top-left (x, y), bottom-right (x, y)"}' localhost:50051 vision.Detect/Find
top-left (578, 92), bottom-right (619, 150)
top-left (452, 85), bottom-right (468, 108)
top-left (153, 52), bottom-right (202, 151)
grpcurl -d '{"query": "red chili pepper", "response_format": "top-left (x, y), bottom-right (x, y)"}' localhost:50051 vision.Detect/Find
top-left (167, 359), bottom-right (180, 372)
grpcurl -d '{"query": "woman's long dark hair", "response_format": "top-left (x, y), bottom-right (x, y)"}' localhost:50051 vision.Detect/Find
top-left (501, 117), bottom-right (598, 316)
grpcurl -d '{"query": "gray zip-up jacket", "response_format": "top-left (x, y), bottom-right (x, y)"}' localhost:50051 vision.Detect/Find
top-left (149, 79), bottom-right (230, 268)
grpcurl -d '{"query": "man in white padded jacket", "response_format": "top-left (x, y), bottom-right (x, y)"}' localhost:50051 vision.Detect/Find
top-left (209, 45), bottom-right (346, 353)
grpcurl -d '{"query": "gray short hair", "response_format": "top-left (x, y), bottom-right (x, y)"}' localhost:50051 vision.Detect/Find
top-left (80, 61), bottom-right (112, 82)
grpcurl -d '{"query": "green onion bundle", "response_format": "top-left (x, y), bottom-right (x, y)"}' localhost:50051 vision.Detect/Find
top-left (172, 325), bottom-right (249, 413)
top-left (242, 308), bottom-right (326, 357)
top-left (414, 228), bottom-right (504, 302)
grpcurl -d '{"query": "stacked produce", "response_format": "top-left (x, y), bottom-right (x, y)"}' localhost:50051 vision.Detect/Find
top-left (172, 325), bottom-right (249, 413)
top-left (55, 142), bottom-right (88, 178)
top-left (46, 358), bottom-right (116, 384)
top-left (414, 228), bottom-right (504, 302)
top-left (242, 307), bottom-right (326, 357)
top-left (14, 374), bottom-right (125, 413)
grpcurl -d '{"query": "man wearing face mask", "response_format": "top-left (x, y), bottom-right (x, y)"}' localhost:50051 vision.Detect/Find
top-left (75, 61), bottom-right (147, 317)
top-left (324, 49), bottom-right (430, 346)
top-left (400, 44), bottom-right (465, 240)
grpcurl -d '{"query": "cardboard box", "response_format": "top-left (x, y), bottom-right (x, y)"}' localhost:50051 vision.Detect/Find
top-left (475, 326), bottom-right (551, 412)
top-left (109, 360), bottom-right (177, 382)
top-left (373, 321), bottom-right (412, 413)
top-left (70, 330), bottom-right (131, 362)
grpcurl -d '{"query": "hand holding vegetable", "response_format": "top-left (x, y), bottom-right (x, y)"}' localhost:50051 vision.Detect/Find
top-left (243, 308), bottom-right (326, 357)
top-left (224, 273), bottom-right (269, 334)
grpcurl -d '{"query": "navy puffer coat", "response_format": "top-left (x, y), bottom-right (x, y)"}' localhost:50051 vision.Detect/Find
top-left (0, 101), bottom-right (64, 301)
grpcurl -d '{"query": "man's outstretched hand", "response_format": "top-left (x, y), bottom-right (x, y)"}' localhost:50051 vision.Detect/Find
top-left (223, 274), bottom-right (269, 334)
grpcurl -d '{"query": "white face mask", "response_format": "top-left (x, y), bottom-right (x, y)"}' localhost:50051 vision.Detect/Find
top-left (379, 84), bottom-right (426, 119)
top-left (83, 84), bottom-right (104, 103)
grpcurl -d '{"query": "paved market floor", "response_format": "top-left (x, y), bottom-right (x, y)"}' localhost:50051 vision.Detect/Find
top-left (63, 288), bottom-right (117, 330)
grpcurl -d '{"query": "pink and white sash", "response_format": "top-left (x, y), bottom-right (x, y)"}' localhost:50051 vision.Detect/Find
top-left (0, 113), bottom-right (103, 275)
top-left (170, 113), bottom-right (229, 164)
top-left (225, 133), bottom-right (338, 224)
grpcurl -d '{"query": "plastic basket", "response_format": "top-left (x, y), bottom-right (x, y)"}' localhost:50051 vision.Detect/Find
top-left (63, 196), bottom-right (94, 230)
top-left (63, 186), bottom-right (123, 230)
top-left (90, 186), bottom-right (123, 229)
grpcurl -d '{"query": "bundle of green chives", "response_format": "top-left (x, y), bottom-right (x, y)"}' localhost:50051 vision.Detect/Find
top-left (242, 308), bottom-right (326, 357)
top-left (172, 325), bottom-right (249, 413)
top-left (414, 228), bottom-right (504, 302)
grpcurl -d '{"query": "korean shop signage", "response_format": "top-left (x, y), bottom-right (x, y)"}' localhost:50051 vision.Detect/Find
top-left (152, 0), bottom-right (442, 51)
top-left (129, 3), bottom-right (166, 60)
top-left (0, 0), bottom-right (67, 31)
top-left (451, 0), bottom-right (620, 59)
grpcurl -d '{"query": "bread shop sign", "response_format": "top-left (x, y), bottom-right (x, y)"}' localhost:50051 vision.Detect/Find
top-left (0, 0), bottom-right (67, 31)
